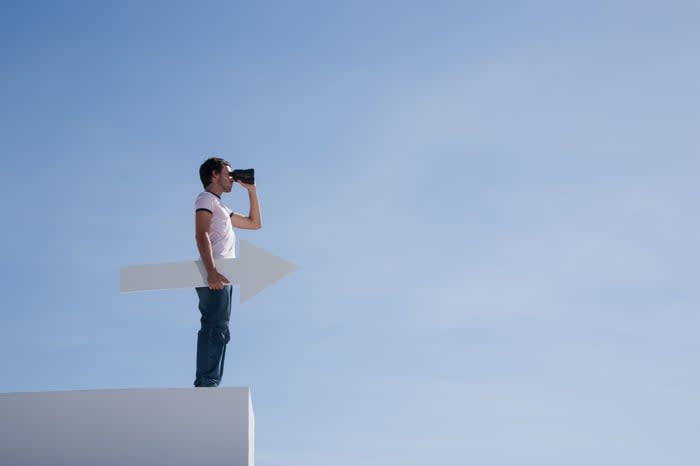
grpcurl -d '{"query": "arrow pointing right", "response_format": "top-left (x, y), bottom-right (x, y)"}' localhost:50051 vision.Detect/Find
top-left (119, 240), bottom-right (297, 303)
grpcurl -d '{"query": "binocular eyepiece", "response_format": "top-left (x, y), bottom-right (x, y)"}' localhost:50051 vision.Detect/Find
top-left (229, 168), bottom-right (254, 185)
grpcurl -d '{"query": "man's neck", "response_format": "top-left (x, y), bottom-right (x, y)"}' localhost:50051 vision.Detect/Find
top-left (205, 185), bottom-right (223, 197)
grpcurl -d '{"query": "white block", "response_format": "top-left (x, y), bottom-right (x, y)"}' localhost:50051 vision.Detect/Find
top-left (0, 387), bottom-right (254, 466)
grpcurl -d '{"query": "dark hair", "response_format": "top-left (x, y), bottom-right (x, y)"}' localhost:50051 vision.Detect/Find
top-left (199, 157), bottom-right (231, 187)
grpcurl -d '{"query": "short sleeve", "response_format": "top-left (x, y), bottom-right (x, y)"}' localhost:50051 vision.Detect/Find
top-left (195, 193), bottom-right (215, 214)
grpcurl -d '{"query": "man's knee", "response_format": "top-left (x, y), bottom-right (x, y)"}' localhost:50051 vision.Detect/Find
top-left (198, 326), bottom-right (230, 344)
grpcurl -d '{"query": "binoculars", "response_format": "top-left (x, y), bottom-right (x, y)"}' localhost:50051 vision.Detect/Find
top-left (229, 168), bottom-right (254, 185)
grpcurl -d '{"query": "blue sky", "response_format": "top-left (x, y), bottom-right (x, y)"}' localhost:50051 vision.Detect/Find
top-left (1, 1), bottom-right (698, 465)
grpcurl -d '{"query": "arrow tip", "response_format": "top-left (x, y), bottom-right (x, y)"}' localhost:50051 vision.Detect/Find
top-left (237, 240), bottom-right (298, 303)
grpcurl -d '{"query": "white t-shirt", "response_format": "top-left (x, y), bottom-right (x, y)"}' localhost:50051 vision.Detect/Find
top-left (195, 191), bottom-right (236, 259)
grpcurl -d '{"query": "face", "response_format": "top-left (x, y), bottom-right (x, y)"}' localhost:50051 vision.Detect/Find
top-left (213, 165), bottom-right (234, 192)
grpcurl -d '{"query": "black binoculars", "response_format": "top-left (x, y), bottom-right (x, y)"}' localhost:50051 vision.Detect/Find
top-left (229, 168), bottom-right (254, 185)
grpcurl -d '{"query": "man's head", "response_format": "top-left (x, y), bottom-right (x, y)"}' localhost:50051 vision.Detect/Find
top-left (199, 157), bottom-right (233, 192)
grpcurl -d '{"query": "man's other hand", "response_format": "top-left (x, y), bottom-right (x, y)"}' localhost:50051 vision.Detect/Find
top-left (207, 270), bottom-right (230, 290)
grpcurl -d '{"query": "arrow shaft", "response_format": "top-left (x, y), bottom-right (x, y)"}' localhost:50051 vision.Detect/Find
top-left (120, 258), bottom-right (239, 292)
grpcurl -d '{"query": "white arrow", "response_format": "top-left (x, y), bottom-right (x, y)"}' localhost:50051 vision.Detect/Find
top-left (120, 240), bottom-right (297, 303)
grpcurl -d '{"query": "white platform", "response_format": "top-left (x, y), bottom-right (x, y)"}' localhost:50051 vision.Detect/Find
top-left (0, 387), bottom-right (254, 466)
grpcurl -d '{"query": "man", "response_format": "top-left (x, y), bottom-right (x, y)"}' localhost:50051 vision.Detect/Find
top-left (194, 157), bottom-right (262, 387)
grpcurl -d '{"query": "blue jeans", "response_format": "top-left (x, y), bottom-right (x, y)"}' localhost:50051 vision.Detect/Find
top-left (194, 285), bottom-right (232, 387)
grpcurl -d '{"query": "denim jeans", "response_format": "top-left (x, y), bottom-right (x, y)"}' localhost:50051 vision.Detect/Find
top-left (194, 285), bottom-right (232, 387)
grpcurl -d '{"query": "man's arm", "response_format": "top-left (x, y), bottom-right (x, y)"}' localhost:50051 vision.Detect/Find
top-left (195, 210), bottom-right (230, 290)
top-left (231, 184), bottom-right (262, 230)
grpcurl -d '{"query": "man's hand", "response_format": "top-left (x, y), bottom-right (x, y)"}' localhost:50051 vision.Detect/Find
top-left (231, 182), bottom-right (262, 230)
top-left (236, 180), bottom-right (256, 191)
top-left (207, 269), bottom-right (230, 290)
